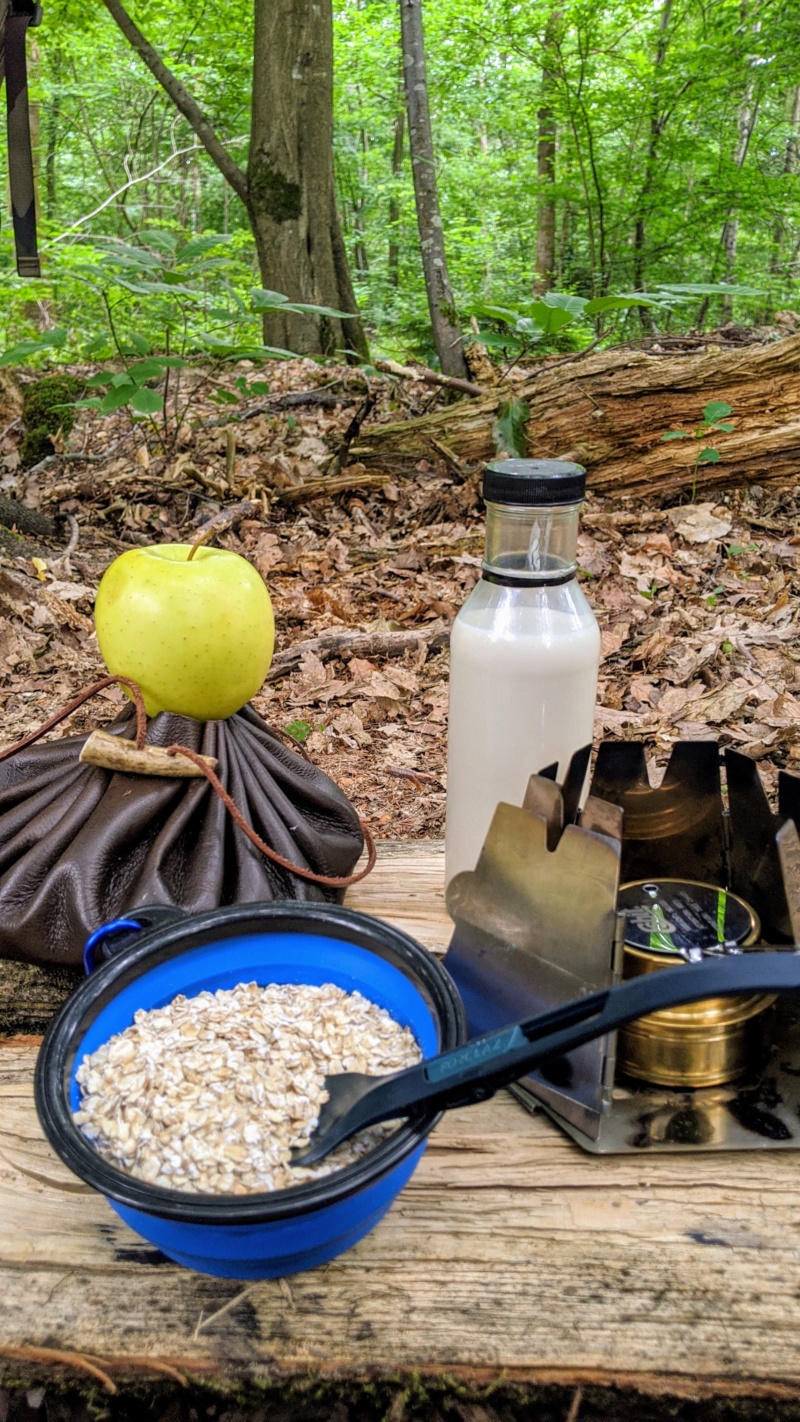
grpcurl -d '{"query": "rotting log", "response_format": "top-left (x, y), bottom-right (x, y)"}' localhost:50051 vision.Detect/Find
top-left (353, 333), bottom-right (800, 497)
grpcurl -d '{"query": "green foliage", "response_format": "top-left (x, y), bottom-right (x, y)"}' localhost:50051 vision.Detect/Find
top-left (492, 398), bottom-right (530, 457)
top-left (19, 374), bottom-right (85, 468)
top-left (471, 290), bottom-right (664, 357)
top-left (0, 0), bottom-right (797, 360)
top-left (661, 401), bottom-right (736, 500)
top-left (0, 235), bottom-right (345, 443)
top-left (284, 719), bottom-right (312, 743)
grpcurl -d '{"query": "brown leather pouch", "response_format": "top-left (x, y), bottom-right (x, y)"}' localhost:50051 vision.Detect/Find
top-left (0, 702), bottom-right (365, 966)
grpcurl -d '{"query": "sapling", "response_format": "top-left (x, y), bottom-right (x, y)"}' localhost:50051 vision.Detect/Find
top-left (661, 401), bottom-right (735, 500)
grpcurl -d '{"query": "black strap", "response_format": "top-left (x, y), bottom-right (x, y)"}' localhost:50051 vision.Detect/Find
top-left (2, 0), bottom-right (42, 277)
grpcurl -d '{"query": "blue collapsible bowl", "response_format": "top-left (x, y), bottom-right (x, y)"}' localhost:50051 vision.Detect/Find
top-left (35, 902), bottom-right (466, 1278)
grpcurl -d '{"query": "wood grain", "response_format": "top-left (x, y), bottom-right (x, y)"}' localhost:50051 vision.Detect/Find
top-left (354, 334), bottom-right (800, 500)
top-left (3, 842), bottom-right (800, 1398)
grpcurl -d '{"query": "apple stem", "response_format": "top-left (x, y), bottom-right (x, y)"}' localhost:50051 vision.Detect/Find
top-left (187, 528), bottom-right (215, 561)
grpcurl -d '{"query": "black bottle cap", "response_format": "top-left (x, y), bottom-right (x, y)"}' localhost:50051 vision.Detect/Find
top-left (483, 459), bottom-right (586, 507)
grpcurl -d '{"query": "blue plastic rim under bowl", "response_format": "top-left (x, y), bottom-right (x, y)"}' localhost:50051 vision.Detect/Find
top-left (35, 902), bottom-right (466, 1279)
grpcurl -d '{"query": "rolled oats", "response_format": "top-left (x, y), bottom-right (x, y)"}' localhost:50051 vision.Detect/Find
top-left (73, 981), bottom-right (421, 1195)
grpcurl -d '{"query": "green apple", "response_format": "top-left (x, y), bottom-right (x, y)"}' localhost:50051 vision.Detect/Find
top-left (94, 544), bottom-right (275, 721)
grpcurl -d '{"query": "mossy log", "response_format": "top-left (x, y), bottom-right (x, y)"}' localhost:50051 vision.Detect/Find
top-left (353, 334), bottom-right (800, 497)
top-left (0, 495), bottom-right (59, 539)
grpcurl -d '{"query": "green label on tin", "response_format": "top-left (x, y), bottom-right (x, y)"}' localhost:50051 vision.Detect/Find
top-left (619, 881), bottom-right (753, 957)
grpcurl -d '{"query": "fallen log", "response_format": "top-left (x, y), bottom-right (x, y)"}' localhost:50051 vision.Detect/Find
top-left (353, 334), bottom-right (800, 498)
top-left (266, 621), bottom-right (449, 682)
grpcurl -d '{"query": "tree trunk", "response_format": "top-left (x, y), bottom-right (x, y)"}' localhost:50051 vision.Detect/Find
top-left (533, 11), bottom-right (559, 296)
top-left (44, 52), bottom-right (62, 220)
top-left (0, 0), bottom-right (9, 87)
top-left (353, 334), bottom-right (800, 499)
top-left (100, 0), bottom-right (368, 361)
top-left (719, 7), bottom-right (759, 322)
top-left (388, 100), bottom-right (405, 288)
top-left (631, 0), bottom-right (673, 325)
top-left (247, 0), bottom-right (368, 359)
top-left (399, 0), bottom-right (467, 378)
top-left (770, 83), bottom-right (800, 283)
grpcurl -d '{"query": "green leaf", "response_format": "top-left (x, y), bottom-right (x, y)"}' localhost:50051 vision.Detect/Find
top-left (136, 230), bottom-right (179, 254)
top-left (0, 338), bottom-right (53, 366)
top-left (585, 294), bottom-right (661, 313)
top-left (697, 447), bottom-right (721, 463)
top-left (703, 401), bottom-right (732, 423)
top-left (526, 301), bottom-right (575, 335)
top-left (113, 276), bottom-right (199, 298)
top-left (284, 719), bottom-right (311, 743)
top-left (210, 388), bottom-right (240, 405)
top-left (110, 372), bottom-right (135, 389)
top-left (100, 384), bottom-right (136, 412)
top-left (250, 381), bottom-right (271, 395)
top-left (477, 330), bottom-right (518, 349)
top-left (176, 233), bottom-right (232, 263)
top-left (711, 421), bottom-right (735, 432)
top-left (93, 239), bottom-right (162, 268)
top-left (251, 289), bottom-right (291, 309)
top-left (84, 372), bottom-right (111, 388)
top-left (121, 333), bottom-right (151, 356)
top-left (656, 282), bottom-right (766, 297)
top-left (661, 430), bottom-right (689, 440)
top-left (127, 359), bottom-right (168, 385)
top-left (83, 334), bottom-right (114, 359)
top-left (492, 397), bottom-right (530, 458)
top-left (72, 397), bottom-right (103, 410)
top-left (282, 300), bottom-right (354, 318)
top-left (471, 303), bottom-right (521, 325)
top-left (542, 292), bottom-right (587, 315)
top-left (129, 386), bottom-right (164, 415)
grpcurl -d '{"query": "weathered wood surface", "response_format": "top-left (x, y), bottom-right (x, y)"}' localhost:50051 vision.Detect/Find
top-left (3, 840), bottom-right (800, 1400)
top-left (354, 333), bottom-right (800, 499)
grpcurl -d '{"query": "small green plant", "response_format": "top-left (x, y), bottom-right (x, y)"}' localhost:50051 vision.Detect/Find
top-left (0, 232), bottom-right (351, 458)
top-left (284, 719), bottom-right (312, 743)
top-left (661, 400), bottom-right (736, 500)
top-left (471, 290), bottom-right (660, 364)
top-left (472, 283), bottom-right (765, 365)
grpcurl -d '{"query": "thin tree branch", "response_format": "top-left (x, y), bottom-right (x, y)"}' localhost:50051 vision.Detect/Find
top-left (46, 138), bottom-right (245, 245)
top-left (100, 0), bottom-right (249, 204)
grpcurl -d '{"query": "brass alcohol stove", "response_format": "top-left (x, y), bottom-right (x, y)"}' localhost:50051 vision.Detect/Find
top-left (443, 741), bottom-right (800, 1154)
top-left (616, 879), bottom-right (770, 1088)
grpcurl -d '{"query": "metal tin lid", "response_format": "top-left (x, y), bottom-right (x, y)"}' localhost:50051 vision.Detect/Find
top-left (619, 879), bottom-right (758, 958)
top-left (482, 459), bottom-right (586, 507)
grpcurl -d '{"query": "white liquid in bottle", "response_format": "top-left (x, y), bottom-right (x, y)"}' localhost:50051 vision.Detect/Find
top-left (444, 461), bottom-right (600, 886)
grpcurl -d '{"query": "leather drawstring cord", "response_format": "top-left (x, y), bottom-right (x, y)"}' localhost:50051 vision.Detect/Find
top-left (166, 743), bottom-right (377, 887)
top-left (0, 675), bottom-right (148, 761)
top-left (0, 676), bottom-right (376, 889)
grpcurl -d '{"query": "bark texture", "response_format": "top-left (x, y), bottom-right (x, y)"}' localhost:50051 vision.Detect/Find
top-left (533, 12), bottom-right (560, 295)
top-left (353, 334), bottom-right (800, 498)
top-left (388, 98), bottom-right (405, 288)
top-left (0, 0), bottom-right (8, 88)
top-left (631, 0), bottom-right (673, 303)
top-left (770, 83), bottom-right (800, 279)
top-left (247, 0), bottom-right (367, 359)
top-left (400, 0), bottom-right (467, 378)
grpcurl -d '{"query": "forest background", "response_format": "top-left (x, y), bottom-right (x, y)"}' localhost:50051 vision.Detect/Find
top-left (1, 0), bottom-right (800, 369)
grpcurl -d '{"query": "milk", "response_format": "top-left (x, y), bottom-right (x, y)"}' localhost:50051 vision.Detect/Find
top-left (444, 460), bottom-right (600, 886)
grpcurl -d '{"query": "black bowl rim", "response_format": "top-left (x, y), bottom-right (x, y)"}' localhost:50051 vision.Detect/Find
top-left (35, 901), bottom-right (466, 1225)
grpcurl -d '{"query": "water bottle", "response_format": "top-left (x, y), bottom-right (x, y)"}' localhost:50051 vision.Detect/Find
top-left (445, 459), bottom-right (601, 885)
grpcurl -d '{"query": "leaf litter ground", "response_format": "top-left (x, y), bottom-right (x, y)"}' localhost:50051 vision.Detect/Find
top-left (2, 355), bottom-right (800, 840)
